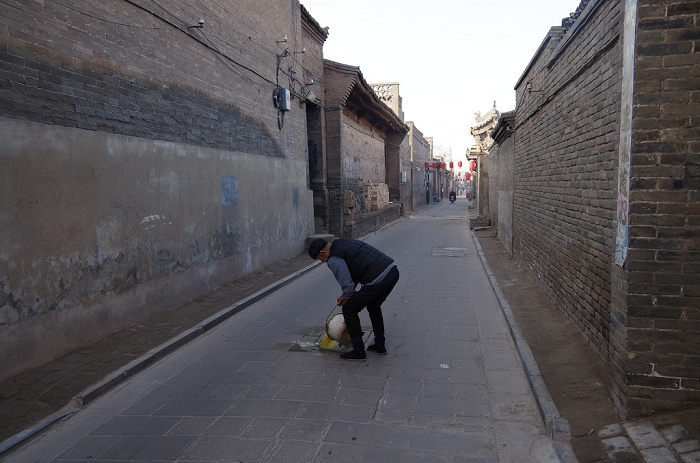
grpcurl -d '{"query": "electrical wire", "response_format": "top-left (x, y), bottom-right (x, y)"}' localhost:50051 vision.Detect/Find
top-left (0, 0), bottom-right (89, 33)
top-left (120, 0), bottom-right (276, 86)
top-left (8, 0), bottom-right (327, 126)
top-left (54, 0), bottom-right (166, 29)
top-left (144, 0), bottom-right (315, 85)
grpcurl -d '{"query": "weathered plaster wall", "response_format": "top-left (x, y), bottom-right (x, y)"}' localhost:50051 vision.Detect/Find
top-left (341, 114), bottom-right (387, 192)
top-left (0, 0), bottom-right (315, 378)
top-left (0, 119), bottom-right (313, 379)
top-left (497, 135), bottom-right (515, 255)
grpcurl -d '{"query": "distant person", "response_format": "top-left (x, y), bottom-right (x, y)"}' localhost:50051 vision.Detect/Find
top-left (308, 238), bottom-right (399, 360)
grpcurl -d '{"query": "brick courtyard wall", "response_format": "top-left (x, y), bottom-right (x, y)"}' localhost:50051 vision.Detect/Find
top-left (0, 0), bottom-right (314, 379)
top-left (325, 104), bottom-right (344, 237)
top-left (512, 0), bottom-right (622, 397)
top-left (345, 204), bottom-right (402, 238)
top-left (508, 0), bottom-right (700, 418)
top-left (609, 0), bottom-right (700, 417)
top-left (398, 136), bottom-right (413, 212)
top-left (477, 156), bottom-right (490, 219)
top-left (340, 113), bottom-right (387, 193)
top-left (487, 143), bottom-right (500, 235)
top-left (409, 123), bottom-right (432, 209)
top-left (302, 6), bottom-right (329, 233)
top-left (491, 113), bottom-right (516, 255)
top-left (323, 100), bottom-right (393, 238)
top-left (514, 0), bottom-right (621, 354)
top-left (324, 61), bottom-right (406, 238)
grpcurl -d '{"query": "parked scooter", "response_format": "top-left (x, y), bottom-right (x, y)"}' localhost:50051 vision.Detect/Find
top-left (449, 191), bottom-right (456, 203)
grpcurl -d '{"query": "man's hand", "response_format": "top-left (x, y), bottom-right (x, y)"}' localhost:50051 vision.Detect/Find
top-left (337, 296), bottom-right (350, 306)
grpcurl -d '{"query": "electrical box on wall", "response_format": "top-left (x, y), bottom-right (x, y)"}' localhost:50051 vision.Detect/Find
top-left (273, 87), bottom-right (291, 111)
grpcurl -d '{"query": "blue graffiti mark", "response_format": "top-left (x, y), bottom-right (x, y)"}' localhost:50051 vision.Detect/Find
top-left (293, 187), bottom-right (299, 208)
top-left (221, 176), bottom-right (238, 206)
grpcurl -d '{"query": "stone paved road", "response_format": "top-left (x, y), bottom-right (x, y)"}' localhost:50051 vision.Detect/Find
top-left (3, 200), bottom-right (562, 462)
top-left (3, 198), bottom-right (699, 462)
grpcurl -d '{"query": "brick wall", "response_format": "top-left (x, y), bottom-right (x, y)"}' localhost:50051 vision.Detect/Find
top-left (513, 0), bottom-right (621, 358)
top-left (609, 0), bottom-right (700, 417)
top-left (302, 6), bottom-right (329, 233)
top-left (0, 0), bottom-right (307, 160)
top-left (409, 122), bottom-right (432, 209)
top-left (487, 143), bottom-right (500, 231)
top-left (345, 204), bottom-right (402, 239)
top-left (323, 61), bottom-right (406, 238)
top-left (341, 115), bottom-right (387, 191)
top-left (502, 0), bottom-right (700, 418)
top-left (490, 112), bottom-right (515, 255)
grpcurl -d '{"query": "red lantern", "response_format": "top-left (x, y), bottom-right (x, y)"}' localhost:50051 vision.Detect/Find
top-left (466, 173), bottom-right (472, 180)
top-left (441, 162), bottom-right (446, 169)
top-left (469, 160), bottom-right (476, 170)
top-left (424, 161), bottom-right (429, 169)
top-left (458, 161), bottom-right (463, 168)
top-left (449, 161), bottom-right (454, 169)
top-left (432, 162), bottom-right (437, 168)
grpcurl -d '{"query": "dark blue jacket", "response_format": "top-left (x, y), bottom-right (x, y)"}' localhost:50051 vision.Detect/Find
top-left (329, 239), bottom-right (394, 285)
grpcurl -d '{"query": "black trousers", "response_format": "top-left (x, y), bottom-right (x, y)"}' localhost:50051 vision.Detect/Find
top-left (342, 266), bottom-right (400, 340)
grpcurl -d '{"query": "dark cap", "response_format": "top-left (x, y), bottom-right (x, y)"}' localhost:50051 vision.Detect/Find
top-left (308, 238), bottom-right (328, 259)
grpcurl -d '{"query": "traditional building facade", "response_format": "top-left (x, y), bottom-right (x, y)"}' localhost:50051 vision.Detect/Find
top-left (407, 122), bottom-right (433, 209)
top-left (370, 82), bottom-right (432, 212)
top-left (469, 104), bottom-right (501, 218)
top-left (322, 62), bottom-right (408, 238)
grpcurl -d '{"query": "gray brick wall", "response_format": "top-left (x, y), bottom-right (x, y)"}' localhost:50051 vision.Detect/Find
top-left (488, 142), bottom-right (500, 233)
top-left (503, 0), bottom-right (700, 418)
top-left (409, 124), bottom-right (432, 209)
top-left (612, 0), bottom-right (700, 417)
top-left (341, 116), bottom-right (387, 191)
top-left (345, 204), bottom-right (402, 239)
top-left (0, 0), bottom-right (306, 160)
top-left (513, 0), bottom-right (621, 359)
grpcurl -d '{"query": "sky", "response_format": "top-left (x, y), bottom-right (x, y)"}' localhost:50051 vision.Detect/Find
top-left (300, 0), bottom-right (582, 160)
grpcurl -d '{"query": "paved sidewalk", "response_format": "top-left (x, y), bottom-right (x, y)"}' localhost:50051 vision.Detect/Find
top-left (0, 253), bottom-right (318, 452)
top-left (469, 206), bottom-right (700, 463)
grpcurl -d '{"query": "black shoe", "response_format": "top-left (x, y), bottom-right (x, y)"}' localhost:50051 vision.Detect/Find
top-left (340, 349), bottom-right (366, 360)
top-left (367, 344), bottom-right (387, 355)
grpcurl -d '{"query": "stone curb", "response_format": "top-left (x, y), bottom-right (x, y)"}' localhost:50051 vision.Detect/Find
top-left (471, 231), bottom-right (578, 463)
top-left (0, 260), bottom-right (321, 458)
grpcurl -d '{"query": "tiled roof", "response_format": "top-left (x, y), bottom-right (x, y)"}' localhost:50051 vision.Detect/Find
top-left (323, 59), bottom-right (408, 134)
top-left (300, 4), bottom-right (329, 43)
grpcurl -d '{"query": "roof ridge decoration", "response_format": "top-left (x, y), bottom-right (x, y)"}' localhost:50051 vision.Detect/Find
top-left (561, 0), bottom-right (589, 28)
top-left (371, 84), bottom-right (394, 102)
top-left (300, 4), bottom-right (329, 43)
